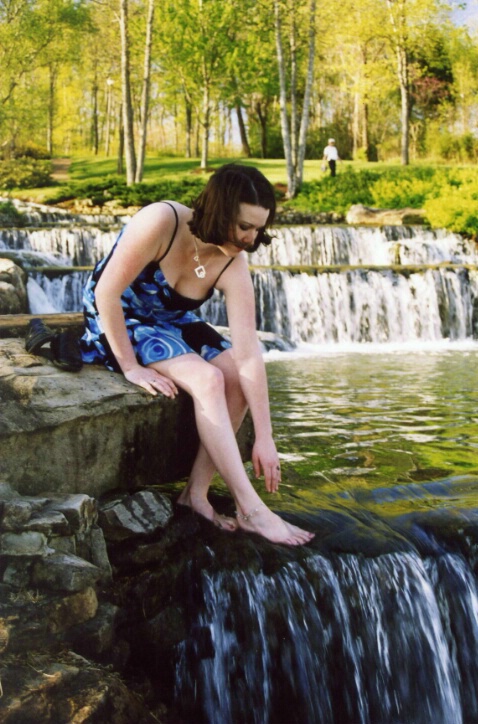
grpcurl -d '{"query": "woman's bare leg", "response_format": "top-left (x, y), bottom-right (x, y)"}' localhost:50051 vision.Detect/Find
top-left (177, 350), bottom-right (247, 530)
top-left (149, 353), bottom-right (314, 545)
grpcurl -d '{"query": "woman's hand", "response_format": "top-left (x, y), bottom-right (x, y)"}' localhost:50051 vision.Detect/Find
top-left (124, 365), bottom-right (178, 398)
top-left (252, 436), bottom-right (281, 493)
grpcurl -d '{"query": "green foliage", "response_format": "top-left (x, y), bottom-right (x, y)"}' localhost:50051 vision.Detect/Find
top-left (1, 143), bottom-right (50, 161)
top-left (0, 201), bottom-right (26, 227)
top-left (370, 176), bottom-right (435, 208)
top-left (425, 186), bottom-right (478, 237)
top-left (289, 168), bottom-right (379, 213)
top-left (290, 164), bottom-right (478, 237)
top-left (435, 133), bottom-right (478, 163)
top-left (46, 176), bottom-right (207, 208)
top-left (0, 160), bottom-right (52, 190)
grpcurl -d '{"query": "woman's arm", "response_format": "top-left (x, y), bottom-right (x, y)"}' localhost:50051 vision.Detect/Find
top-left (94, 202), bottom-right (179, 397)
top-left (217, 254), bottom-right (280, 492)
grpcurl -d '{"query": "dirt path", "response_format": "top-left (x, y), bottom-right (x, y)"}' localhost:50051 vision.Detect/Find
top-left (51, 157), bottom-right (72, 181)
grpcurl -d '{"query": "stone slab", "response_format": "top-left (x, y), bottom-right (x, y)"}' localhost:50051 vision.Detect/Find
top-left (0, 338), bottom-right (252, 499)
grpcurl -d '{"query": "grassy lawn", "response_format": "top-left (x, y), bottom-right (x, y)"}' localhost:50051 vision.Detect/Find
top-left (68, 154), bottom-right (415, 185)
top-left (10, 153), bottom-right (407, 204)
top-left (68, 155), bottom-right (331, 185)
top-left (5, 154), bottom-right (478, 237)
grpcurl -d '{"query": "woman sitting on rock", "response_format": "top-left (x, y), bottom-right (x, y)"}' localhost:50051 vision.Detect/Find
top-left (80, 163), bottom-right (314, 546)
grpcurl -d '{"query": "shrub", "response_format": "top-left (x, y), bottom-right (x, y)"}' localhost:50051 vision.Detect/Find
top-left (288, 165), bottom-right (478, 237)
top-left (47, 176), bottom-right (207, 208)
top-left (0, 200), bottom-right (26, 227)
top-left (370, 177), bottom-right (435, 208)
top-left (0, 142), bottom-right (50, 161)
top-left (0, 159), bottom-right (52, 189)
top-left (425, 188), bottom-right (478, 238)
top-left (291, 168), bottom-right (378, 214)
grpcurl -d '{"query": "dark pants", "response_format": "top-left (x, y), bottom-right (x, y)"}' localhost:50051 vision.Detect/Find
top-left (328, 160), bottom-right (336, 177)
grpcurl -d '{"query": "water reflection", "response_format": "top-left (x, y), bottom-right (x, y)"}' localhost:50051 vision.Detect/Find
top-left (265, 349), bottom-right (478, 517)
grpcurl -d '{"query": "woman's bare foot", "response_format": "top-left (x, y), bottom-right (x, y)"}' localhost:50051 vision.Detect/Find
top-left (176, 492), bottom-right (238, 532)
top-left (236, 504), bottom-right (315, 546)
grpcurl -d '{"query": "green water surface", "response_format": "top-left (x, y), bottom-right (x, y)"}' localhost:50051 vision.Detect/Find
top-left (264, 348), bottom-right (478, 520)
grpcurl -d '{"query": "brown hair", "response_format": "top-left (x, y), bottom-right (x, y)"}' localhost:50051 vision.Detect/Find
top-left (188, 164), bottom-right (276, 252)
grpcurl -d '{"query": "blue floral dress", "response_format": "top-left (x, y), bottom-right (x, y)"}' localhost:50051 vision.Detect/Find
top-left (80, 202), bottom-right (233, 372)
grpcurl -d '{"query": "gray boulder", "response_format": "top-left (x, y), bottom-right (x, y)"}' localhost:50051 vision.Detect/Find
top-left (0, 259), bottom-right (28, 314)
top-left (0, 338), bottom-right (255, 499)
top-left (346, 204), bottom-right (427, 226)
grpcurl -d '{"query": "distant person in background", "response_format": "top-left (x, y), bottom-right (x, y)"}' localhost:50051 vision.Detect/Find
top-left (323, 138), bottom-right (340, 177)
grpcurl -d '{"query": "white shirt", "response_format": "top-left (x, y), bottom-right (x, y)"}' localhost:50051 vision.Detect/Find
top-left (323, 144), bottom-right (339, 161)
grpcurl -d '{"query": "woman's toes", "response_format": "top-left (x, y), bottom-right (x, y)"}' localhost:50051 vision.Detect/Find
top-left (213, 512), bottom-right (238, 531)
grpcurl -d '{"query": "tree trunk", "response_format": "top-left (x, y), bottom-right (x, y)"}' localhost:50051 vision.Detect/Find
top-left (117, 103), bottom-right (124, 175)
top-left (92, 71), bottom-right (99, 156)
top-left (362, 98), bottom-right (370, 159)
top-left (135, 0), bottom-right (155, 183)
top-left (289, 7), bottom-right (299, 170)
top-left (295, 0), bottom-right (316, 190)
top-left (185, 97), bottom-right (193, 158)
top-left (397, 45), bottom-right (410, 165)
top-left (236, 102), bottom-right (251, 157)
top-left (200, 82), bottom-right (210, 169)
top-left (274, 0), bottom-right (295, 197)
top-left (353, 90), bottom-right (360, 159)
top-left (255, 101), bottom-right (268, 158)
top-left (47, 65), bottom-right (55, 157)
top-left (104, 80), bottom-right (114, 156)
top-left (119, 0), bottom-right (136, 184)
top-left (387, 0), bottom-right (410, 166)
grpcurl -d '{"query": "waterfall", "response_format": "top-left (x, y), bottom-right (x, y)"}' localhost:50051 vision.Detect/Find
top-left (174, 549), bottom-right (477, 724)
top-left (27, 271), bottom-right (90, 313)
top-left (252, 267), bottom-right (478, 344)
top-left (0, 226), bottom-right (119, 266)
top-left (2, 213), bottom-right (478, 345)
top-left (250, 225), bottom-right (478, 267)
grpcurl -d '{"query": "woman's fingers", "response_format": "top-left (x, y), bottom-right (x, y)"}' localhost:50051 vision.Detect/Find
top-left (148, 376), bottom-right (178, 397)
top-left (125, 368), bottom-right (178, 398)
top-left (263, 462), bottom-right (281, 493)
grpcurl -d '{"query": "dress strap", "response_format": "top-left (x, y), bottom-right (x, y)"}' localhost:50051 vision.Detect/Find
top-left (211, 257), bottom-right (235, 287)
top-left (157, 201), bottom-right (180, 262)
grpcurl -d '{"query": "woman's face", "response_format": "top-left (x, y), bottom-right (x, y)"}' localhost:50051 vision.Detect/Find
top-left (223, 203), bottom-right (270, 254)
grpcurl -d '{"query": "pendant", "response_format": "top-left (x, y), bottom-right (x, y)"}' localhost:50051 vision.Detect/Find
top-left (194, 265), bottom-right (206, 279)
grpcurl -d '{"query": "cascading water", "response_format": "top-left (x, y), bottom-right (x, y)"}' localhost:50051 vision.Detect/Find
top-left (251, 266), bottom-right (478, 343)
top-left (172, 539), bottom-right (478, 724)
top-left (6, 216), bottom-right (477, 344)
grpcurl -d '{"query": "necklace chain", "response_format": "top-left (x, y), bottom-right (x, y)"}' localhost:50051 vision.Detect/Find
top-left (193, 237), bottom-right (208, 279)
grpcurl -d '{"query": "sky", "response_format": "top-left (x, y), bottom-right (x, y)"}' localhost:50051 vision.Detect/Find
top-left (451, 0), bottom-right (478, 29)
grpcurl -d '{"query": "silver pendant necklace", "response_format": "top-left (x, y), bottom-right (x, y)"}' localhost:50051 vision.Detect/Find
top-left (193, 237), bottom-right (207, 279)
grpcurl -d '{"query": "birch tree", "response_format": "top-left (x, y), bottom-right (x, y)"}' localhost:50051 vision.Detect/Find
top-left (274, 0), bottom-right (316, 197)
top-left (135, 0), bottom-right (155, 182)
top-left (384, 0), bottom-right (446, 164)
top-left (119, 0), bottom-right (136, 183)
top-left (386, 0), bottom-right (411, 164)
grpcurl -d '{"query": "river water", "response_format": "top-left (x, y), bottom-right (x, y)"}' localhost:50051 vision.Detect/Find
top-left (169, 344), bottom-right (478, 724)
top-left (265, 346), bottom-right (478, 513)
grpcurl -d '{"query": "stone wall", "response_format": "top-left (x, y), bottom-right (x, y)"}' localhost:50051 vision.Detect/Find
top-left (0, 482), bottom-right (177, 722)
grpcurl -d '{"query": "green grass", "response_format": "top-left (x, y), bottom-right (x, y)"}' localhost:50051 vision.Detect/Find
top-left (67, 155), bottom-right (332, 185)
top-left (5, 154), bottom-right (478, 237)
